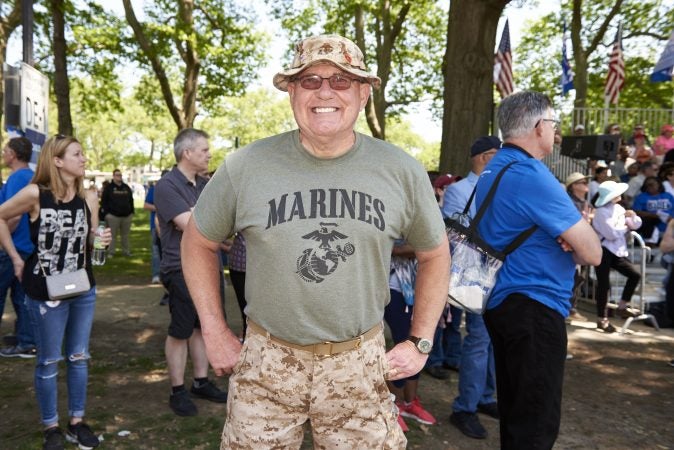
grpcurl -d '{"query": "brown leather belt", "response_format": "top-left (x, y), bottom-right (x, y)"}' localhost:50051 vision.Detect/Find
top-left (247, 320), bottom-right (382, 357)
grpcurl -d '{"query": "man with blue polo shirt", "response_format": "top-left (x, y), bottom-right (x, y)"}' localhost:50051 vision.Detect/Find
top-left (0, 137), bottom-right (36, 358)
top-left (476, 91), bottom-right (601, 450)
top-left (443, 136), bottom-right (500, 440)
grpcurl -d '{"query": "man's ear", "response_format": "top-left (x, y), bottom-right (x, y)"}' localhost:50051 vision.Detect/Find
top-left (359, 83), bottom-right (371, 110)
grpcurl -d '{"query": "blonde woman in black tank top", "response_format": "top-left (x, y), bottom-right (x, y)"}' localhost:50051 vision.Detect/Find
top-left (0, 135), bottom-right (111, 450)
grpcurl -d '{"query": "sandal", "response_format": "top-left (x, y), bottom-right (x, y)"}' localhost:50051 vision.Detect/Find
top-left (597, 319), bottom-right (616, 333)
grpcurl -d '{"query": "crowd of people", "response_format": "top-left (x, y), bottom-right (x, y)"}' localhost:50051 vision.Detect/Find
top-left (0, 32), bottom-right (672, 450)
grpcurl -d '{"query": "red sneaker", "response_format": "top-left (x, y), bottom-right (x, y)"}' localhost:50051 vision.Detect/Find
top-left (401, 397), bottom-right (437, 425)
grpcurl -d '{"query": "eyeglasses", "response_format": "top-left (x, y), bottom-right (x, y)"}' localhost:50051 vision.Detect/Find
top-left (291, 74), bottom-right (364, 91)
top-left (574, 180), bottom-right (589, 185)
top-left (535, 118), bottom-right (561, 130)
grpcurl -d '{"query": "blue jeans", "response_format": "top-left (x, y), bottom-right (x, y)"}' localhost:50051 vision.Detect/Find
top-left (26, 288), bottom-right (97, 426)
top-left (151, 228), bottom-right (160, 278)
top-left (426, 305), bottom-right (462, 368)
top-left (0, 250), bottom-right (34, 348)
top-left (452, 312), bottom-right (496, 413)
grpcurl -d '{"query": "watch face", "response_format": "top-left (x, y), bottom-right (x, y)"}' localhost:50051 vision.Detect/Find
top-left (418, 338), bottom-right (433, 354)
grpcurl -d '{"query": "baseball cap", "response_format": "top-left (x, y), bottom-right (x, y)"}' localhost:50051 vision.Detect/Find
top-left (662, 124), bottom-right (674, 133)
top-left (574, 124), bottom-right (585, 131)
top-left (273, 35), bottom-right (381, 92)
top-left (470, 136), bottom-right (501, 157)
top-left (433, 174), bottom-right (461, 189)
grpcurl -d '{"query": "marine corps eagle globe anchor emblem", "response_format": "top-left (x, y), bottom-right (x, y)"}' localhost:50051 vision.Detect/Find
top-left (296, 222), bottom-right (355, 283)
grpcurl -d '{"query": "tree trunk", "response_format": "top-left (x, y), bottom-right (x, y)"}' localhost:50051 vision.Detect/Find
top-left (355, 1), bottom-right (411, 141)
top-left (52, 0), bottom-right (72, 136)
top-left (0, 2), bottom-right (22, 143)
top-left (439, 0), bottom-right (508, 176)
top-left (354, 5), bottom-right (383, 139)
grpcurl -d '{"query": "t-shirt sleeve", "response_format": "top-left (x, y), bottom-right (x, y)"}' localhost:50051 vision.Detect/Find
top-left (155, 179), bottom-right (191, 224)
top-left (192, 159), bottom-right (237, 243)
top-left (6, 170), bottom-right (32, 198)
top-left (519, 164), bottom-right (581, 238)
top-left (402, 165), bottom-right (446, 251)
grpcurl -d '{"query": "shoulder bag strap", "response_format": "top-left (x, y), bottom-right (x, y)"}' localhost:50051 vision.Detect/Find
top-left (469, 161), bottom-right (519, 231)
top-left (467, 160), bottom-right (537, 255)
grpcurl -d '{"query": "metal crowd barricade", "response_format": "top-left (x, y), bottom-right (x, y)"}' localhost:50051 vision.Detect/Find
top-left (612, 232), bottom-right (660, 334)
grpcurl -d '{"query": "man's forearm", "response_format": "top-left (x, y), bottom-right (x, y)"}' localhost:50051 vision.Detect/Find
top-left (181, 219), bottom-right (233, 338)
top-left (408, 237), bottom-right (450, 341)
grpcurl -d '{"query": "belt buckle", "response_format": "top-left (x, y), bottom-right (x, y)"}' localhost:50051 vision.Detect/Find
top-left (316, 341), bottom-right (333, 357)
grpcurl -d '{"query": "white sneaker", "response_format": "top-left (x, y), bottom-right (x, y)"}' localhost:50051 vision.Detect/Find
top-left (151, 276), bottom-right (160, 284)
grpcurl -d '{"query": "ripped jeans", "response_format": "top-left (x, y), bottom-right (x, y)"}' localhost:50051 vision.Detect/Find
top-left (26, 288), bottom-right (97, 427)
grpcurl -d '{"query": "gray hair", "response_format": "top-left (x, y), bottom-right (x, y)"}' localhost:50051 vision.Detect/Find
top-left (173, 128), bottom-right (209, 162)
top-left (497, 91), bottom-right (553, 141)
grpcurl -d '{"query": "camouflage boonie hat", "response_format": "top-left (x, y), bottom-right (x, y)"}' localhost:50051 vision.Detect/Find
top-left (273, 34), bottom-right (381, 91)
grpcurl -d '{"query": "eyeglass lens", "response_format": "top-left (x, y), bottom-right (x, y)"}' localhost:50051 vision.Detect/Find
top-left (297, 74), bottom-right (358, 90)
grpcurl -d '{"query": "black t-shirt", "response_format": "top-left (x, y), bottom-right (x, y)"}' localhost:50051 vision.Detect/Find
top-left (23, 190), bottom-right (95, 301)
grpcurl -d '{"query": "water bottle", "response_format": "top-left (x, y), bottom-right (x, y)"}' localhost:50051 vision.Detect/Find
top-left (92, 223), bottom-right (107, 266)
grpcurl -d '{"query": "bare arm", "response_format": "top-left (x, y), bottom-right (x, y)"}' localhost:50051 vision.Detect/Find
top-left (559, 218), bottom-right (602, 266)
top-left (143, 202), bottom-right (156, 212)
top-left (6, 216), bottom-right (21, 233)
top-left (0, 184), bottom-right (39, 279)
top-left (181, 217), bottom-right (241, 376)
top-left (171, 211), bottom-right (192, 232)
top-left (387, 234), bottom-right (450, 380)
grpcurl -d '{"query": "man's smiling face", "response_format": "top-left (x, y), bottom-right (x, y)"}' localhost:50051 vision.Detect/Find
top-left (287, 63), bottom-right (370, 148)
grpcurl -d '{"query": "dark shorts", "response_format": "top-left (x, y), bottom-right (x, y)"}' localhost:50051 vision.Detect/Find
top-left (161, 270), bottom-right (201, 339)
top-left (161, 269), bottom-right (226, 339)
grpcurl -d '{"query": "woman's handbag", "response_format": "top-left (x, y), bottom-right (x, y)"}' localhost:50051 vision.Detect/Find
top-left (39, 202), bottom-right (91, 300)
top-left (44, 268), bottom-right (91, 300)
top-left (445, 161), bottom-right (536, 314)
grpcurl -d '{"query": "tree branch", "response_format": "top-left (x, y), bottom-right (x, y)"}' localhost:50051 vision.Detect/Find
top-left (122, 0), bottom-right (184, 129)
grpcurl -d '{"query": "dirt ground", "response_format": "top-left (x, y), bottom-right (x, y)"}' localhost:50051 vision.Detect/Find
top-left (1, 280), bottom-right (673, 449)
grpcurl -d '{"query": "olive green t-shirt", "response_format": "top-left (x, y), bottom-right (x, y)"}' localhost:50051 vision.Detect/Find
top-left (193, 130), bottom-right (445, 344)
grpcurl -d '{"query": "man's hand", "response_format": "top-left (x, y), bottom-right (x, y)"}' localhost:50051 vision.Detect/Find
top-left (202, 329), bottom-right (243, 376)
top-left (385, 340), bottom-right (428, 380)
top-left (12, 257), bottom-right (24, 281)
top-left (557, 236), bottom-right (573, 252)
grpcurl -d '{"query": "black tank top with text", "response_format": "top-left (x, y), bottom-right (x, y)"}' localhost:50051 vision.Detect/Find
top-left (22, 189), bottom-right (95, 301)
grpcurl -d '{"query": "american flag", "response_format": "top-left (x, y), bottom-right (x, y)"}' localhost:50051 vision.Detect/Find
top-left (494, 20), bottom-right (514, 98)
top-left (561, 21), bottom-right (574, 95)
top-left (604, 23), bottom-right (624, 105)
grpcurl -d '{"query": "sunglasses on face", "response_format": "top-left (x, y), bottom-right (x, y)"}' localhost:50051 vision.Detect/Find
top-left (291, 74), bottom-right (364, 91)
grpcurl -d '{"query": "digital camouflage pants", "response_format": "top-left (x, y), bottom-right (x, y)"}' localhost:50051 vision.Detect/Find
top-left (221, 328), bottom-right (406, 449)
